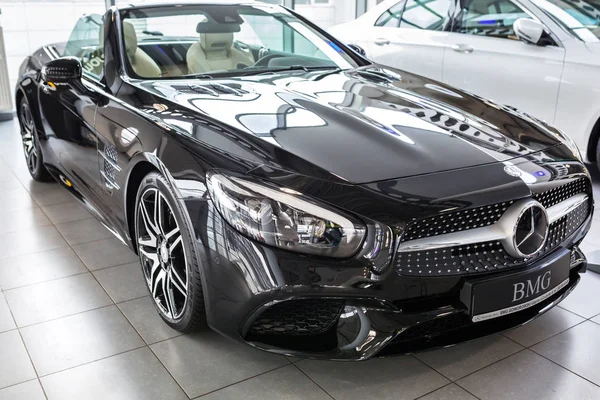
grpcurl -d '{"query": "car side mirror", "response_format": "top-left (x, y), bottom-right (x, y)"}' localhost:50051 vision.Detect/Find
top-left (41, 57), bottom-right (82, 85)
top-left (347, 44), bottom-right (367, 57)
top-left (514, 18), bottom-right (547, 46)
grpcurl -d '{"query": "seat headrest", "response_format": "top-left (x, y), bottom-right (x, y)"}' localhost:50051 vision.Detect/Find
top-left (123, 21), bottom-right (138, 58)
top-left (200, 33), bottom-right (234, 52)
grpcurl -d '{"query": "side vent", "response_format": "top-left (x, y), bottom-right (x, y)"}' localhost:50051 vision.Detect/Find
top-left (99, 142), bottom-right (121, 190)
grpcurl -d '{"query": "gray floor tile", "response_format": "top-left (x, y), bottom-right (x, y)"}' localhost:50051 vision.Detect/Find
top-left (0, 293), bottom-right (16, 333)
top-left (41, 201), bottom-right (93, 224)
top-left (151, 332), bottom-right (289, 398)
top-left (0, 226), bottom-right (67, 260)
top-left (0, 187), bottom-right (37, 212)
top-left (0, 175), bottom-right (24, 190)
top-left (0, 207), bottom-right (51, 234)
top-left (419, 384), bottom-right (478, 400)
top-left (297, 356), bottom-right (449, 400)
top-left (55, 219), bottom-right (113, 246)
top-left (0, 380), bottom-right (46, 400)
top-left (559, 272), bottom-right (600, 318)
top-left (41, 347), bottom-right (187, 400)
top-left (72, 238), bottom-right (138, 271)
top-left (117, 296), bottom-right (181, 345)
top-left (199, 364), bottom-right (331, 400)
top-left (93, 262), bottom-right (148, 303)
top-left (532, 321), bottom-right (600, 386)
top-left (4, 273), bottom-right (112, 327)
top-left (414, 334), bottom-right (523, 381)
top-left (28, 184), bottom-right (74, 207)
top-left (503, 306), bottom-right (585, 347)
top-left (0, 331), bottom-right (37, 389)
top-left (0, 247), bottom-right (87, 290)
top-left (580, 239), bottom-right (600, 265)
top-left (458, 350), bottom-right (600, 400)
top-left (21, 306), bottom-right (144, 376)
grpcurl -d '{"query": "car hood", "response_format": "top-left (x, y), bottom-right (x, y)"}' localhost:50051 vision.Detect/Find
top-left (138, 66), bottom-right (563, 184)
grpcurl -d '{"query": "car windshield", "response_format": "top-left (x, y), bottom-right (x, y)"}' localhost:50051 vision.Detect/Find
top-left (120, 4), bottom-right (359, 79)
top-left (531, 0), bottom-right (600, 42)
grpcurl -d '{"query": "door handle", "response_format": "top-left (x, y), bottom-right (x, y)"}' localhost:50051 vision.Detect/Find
top-left (451, 44), bottom-right (474, 53)
top-left (374, 38), bottom-right (391, 46)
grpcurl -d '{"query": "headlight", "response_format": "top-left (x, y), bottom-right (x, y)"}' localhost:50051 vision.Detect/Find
top-left (207, 172), bottom-right (366, 258)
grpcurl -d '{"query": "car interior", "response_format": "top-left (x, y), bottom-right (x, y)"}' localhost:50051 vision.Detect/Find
top-left (72, 6), bottom-right (347, 80)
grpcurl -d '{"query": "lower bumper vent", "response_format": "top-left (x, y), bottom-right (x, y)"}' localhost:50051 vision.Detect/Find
top-left (249, 299), bottom-right (344, 336)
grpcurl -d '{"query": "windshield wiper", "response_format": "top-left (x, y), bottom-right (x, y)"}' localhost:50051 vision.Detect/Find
top-left (183, 73), bottom-right (215, 80)
top-left (242, 65), bottom-right (339, 77)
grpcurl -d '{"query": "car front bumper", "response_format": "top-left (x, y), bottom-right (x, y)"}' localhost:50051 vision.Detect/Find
top-left (188, 200), bottom-right (591, 361)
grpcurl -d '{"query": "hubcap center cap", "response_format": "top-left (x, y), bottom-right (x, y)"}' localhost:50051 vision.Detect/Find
top-left (159, 241), bottom-right (169, 265)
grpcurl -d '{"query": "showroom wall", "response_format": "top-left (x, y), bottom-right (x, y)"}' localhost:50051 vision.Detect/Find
top-left (0, 0), bottom-right (380, 102)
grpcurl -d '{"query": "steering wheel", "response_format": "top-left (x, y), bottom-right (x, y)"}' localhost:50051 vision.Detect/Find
top-left (253, 47), bottom-right (280, 67)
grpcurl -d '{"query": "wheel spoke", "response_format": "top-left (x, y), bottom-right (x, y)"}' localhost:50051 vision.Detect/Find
top-left (152, 268), bottom-right (166, 299)
top-left (164, 274), bottom-right (176, 318)
top-left (138, 235), bottom-right (157, 248)
top-left (169, 268), bottom-right (187, 296)
top-left (155, 192), bottom-right (165, 236)
top-left (28, 148), bottom-right (37, 171)
top-left (139, 247), bottom-right (161, 279)
top-left (165, 226), bottom-right (180, 242)
top-left (140, 199), bottom-right (160, 237)
top-left (169, 234), bottom-right (183, 255)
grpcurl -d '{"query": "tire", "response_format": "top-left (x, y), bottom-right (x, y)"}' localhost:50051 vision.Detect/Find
top-left (134, 172), bottom-right (206, 332)
top-left (596, 139), bottom-right (600, 172)
top-left (18, 99), bottom-right (53, 182)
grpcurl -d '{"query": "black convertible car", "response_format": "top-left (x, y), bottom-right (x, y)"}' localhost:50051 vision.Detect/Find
top-left (15, 1), bottom-right (593, 360)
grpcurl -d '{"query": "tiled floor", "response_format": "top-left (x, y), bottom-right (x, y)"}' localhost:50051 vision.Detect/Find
top-left (1, 117), bottom-right (600, 400)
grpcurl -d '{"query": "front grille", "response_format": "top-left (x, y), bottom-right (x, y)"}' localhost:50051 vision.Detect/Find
top-left (249, 299), bottom-right (344, 336)
top-left (402, 201), bottom-right (514, 242)
top-left (534, 178), bottom-right (589, 209)
top-left (396, 241), bottom-right (522, 276)
top-left (543, 200), bottom-right (589, 252)
top-left (397, 178), bottom-right (591, 277)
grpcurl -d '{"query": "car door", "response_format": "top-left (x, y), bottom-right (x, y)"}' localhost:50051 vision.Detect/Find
top-left (442, 0), bottom-right (565, 122)
top-left (365, 0), bottom-right (452, 81)
top-left (39, 14), bottom-right (106, 201)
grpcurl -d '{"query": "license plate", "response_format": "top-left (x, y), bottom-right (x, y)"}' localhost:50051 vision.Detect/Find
top-left (461, 251), bottom-right (571, 322)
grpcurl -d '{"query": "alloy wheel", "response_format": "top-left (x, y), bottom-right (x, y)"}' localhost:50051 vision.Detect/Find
top-left (137, 188), bottom-right (188, 320)
top-left (19, 102), bottom-right (39, 174)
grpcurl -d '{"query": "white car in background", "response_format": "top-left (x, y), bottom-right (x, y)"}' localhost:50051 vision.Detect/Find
top-left (329, 0), bottom-right (600, 169)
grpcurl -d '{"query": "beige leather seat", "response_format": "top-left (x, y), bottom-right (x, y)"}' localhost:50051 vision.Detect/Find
top-left (186, 32), bottom-right (254, 74)
top-left (122, 21), bottom-right (161, 78)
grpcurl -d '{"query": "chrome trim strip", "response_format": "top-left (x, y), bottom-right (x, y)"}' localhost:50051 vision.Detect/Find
top-left (398, 194), bottom-right (589, 253)
top-left (397, 224), bottom-right (506, 253)
top-left (546, 193), bottom-right (588, 224)
top-left (100, 170), bottom-right (120, 190)
top-left (98, 150), bottom-right (122, 172)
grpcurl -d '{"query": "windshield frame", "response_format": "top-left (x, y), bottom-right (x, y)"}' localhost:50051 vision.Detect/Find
top-left (531, 0), bottom-right (600, 42)
top-left (117, 3), bottom-right (370, 81)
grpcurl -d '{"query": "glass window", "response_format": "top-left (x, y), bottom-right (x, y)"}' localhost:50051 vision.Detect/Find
top-left (62, 14), bottom-right (105, 80)
top-left (375, 2), bottom-right (405, 27)
top-left (399, 0), bottom-right (451, 30)
top-left (531, 0), bottom-right (600, 42)
top-left (455, 0), bottom-right (530, 39)
top-left (121, 4), bottom-right (358, 78)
